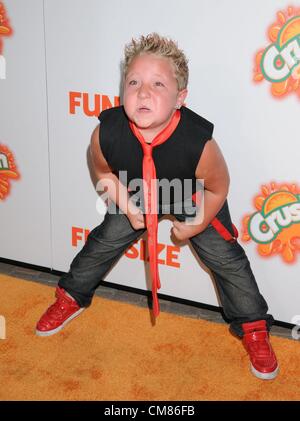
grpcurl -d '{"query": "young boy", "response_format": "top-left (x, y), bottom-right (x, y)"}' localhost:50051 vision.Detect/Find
top-left (36, 33), bottom-right (279, 380)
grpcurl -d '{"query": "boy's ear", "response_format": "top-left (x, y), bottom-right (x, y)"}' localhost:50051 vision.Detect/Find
top-left (177, 89), bottom-right (188, 107)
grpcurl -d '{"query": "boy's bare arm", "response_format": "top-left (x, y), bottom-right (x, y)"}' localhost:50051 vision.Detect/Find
top-left (89, 124), bottom-right (145, 229)
top-left (194, 138), bottom-right (230, 225)
top-left (172, 139), bottom-right (230, 240)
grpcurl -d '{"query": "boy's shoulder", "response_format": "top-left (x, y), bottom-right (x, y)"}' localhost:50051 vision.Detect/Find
top-left (181, 106), bottom-right (214, 138)
top-left (98, 105), bottom-right (126, 124)
top-left (97, 106), bottom-right (128, 143)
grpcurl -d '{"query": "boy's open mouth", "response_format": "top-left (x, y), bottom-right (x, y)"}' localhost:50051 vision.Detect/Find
top-left (138, 106), bottom-right (151, 111)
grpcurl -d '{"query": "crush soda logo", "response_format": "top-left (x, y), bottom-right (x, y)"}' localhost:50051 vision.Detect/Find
top-left (0, 2), bottom-right (13, 80)
top-left (253, 6), bottom-right (300, 99)
top-left (242, 182), bottom-right (300, 263)
top-left (0, 145), bottom-right (20, 200)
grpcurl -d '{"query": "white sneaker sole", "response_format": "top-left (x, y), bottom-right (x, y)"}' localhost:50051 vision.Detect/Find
top-left (35, 307), bottom-right (85, 337)
top-left (250, 363), bottom-right (279, 380)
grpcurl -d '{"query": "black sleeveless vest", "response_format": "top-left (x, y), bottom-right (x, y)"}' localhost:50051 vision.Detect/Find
top-left (97, 106), bottom-right (214, 206)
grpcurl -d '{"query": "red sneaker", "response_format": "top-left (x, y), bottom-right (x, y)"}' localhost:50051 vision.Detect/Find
top-left (242, 320), bottom-right (279, 380)
top-left (36, 287), bottom-right (84, 337)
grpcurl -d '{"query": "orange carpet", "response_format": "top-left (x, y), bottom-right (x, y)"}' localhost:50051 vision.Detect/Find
top-left (1, 273), bottom-right (300, 401)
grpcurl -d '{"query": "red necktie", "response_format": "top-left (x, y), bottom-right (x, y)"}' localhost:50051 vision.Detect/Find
top-left (129, 110), bottom-right (181, 317)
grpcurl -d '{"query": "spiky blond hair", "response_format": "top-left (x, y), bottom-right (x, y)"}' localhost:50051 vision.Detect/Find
top-left (123, 33), bottom-right (189, 90)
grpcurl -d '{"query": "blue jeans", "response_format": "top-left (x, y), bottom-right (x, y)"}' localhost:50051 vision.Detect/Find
top-left (59, 199), bottom-right (274, 337)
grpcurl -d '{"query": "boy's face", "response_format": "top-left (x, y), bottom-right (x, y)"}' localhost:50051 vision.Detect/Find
top-left (123, 54), bottom-right (187, 138)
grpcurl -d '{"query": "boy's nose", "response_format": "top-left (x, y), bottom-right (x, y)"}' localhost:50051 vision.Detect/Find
top-left (137, 84), bottom-right (150, 98)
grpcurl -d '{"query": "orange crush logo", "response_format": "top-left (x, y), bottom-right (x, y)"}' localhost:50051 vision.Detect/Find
top-left (0, 1), bottom-right (13, 54)
top-left (241, 182), bottom-right (300, 263)
top-left (0, 145), bottom-right (20, 200)
top-left (253, 6), bottom-right (300, 99)
top-left (69, 92), bottom-right (120, 116)
top-left (72, 226), bottom-right (180, 268)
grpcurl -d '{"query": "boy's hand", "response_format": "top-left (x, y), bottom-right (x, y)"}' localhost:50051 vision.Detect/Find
top-left (127, 204), bottom-right (146, 230)
top-left (171, 220), bottom-right (201, 242)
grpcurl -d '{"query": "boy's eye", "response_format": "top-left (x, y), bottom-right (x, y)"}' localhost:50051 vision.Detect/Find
top-left (128, 80), bottom-right (137, 86)
top-left (155, 81), bottom-right (164, 87)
